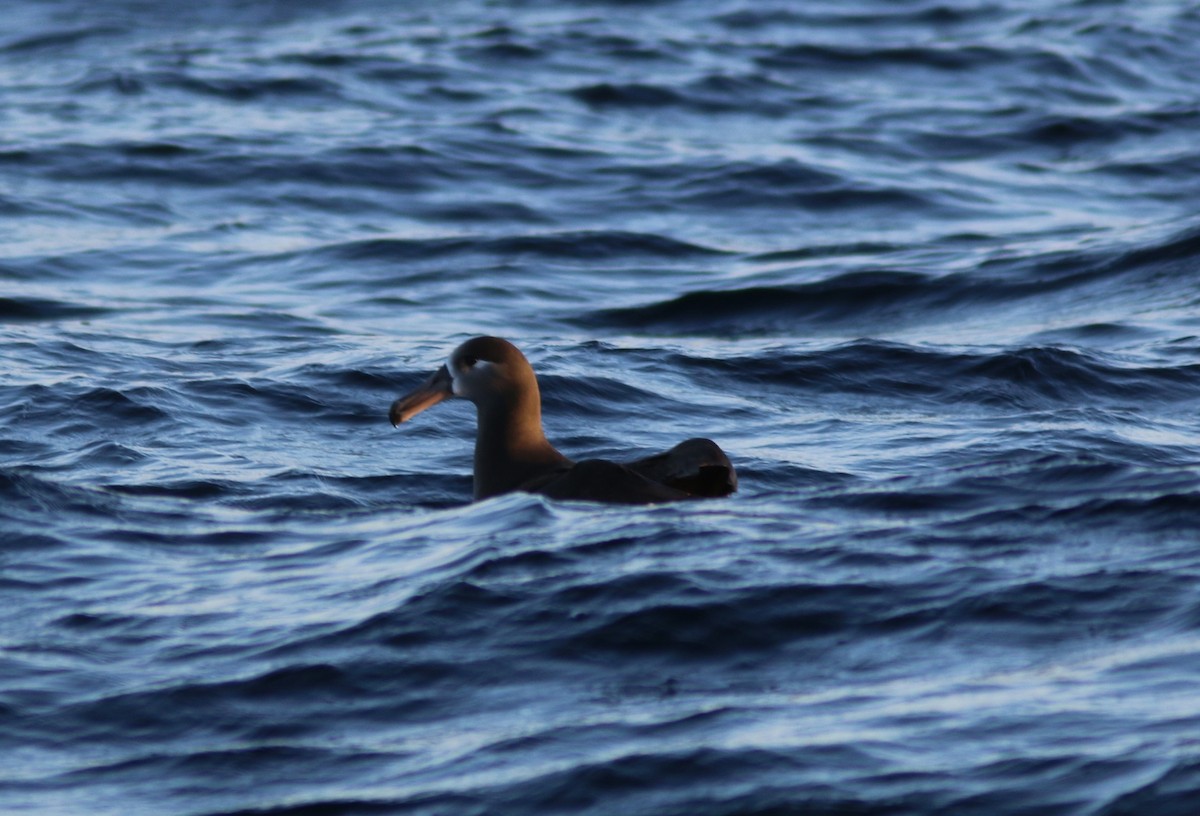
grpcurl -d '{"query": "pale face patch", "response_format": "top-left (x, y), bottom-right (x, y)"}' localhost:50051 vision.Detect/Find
top-left (449, 353), bottom-right (496, 397)
top-left (448, 352), bottom-right (462, 395)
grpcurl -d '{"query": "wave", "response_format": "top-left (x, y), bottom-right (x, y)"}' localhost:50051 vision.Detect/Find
top-left (70, 68), bottom-right (342, 101)
top-left (307, 230), bottom-right (724, 265)
top-left (566, 72), bottom-right (816, 118)
top-left (0, 296), bottom-right (109, 322)
top-left (581, 222), bottom-right (1200, 334)
top-left (0, 25), bottom-right (123, 53)
top-left (674, 340), bottom-right (1200, 409)
top-left (757, 42), bottom-right (1015, 73)
top-left (577, 271), bottom-right (984, 334)
top-left (0, 466), bottom-right (123, 521)
top-left (675, 160), bottom-right (941, 211)
top-left (8, 141), bottom-right (451, 190)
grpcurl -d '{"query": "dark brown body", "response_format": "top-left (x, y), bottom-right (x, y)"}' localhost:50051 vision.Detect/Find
top-left (390, 337), bottom-right (737, 504)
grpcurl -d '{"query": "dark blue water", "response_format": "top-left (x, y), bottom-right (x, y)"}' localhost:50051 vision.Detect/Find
top-left (5, 1), bottom-right (1200, 813)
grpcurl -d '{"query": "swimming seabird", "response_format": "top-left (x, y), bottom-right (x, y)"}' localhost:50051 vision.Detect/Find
top-left (389, 336), bottom-right (737, 503)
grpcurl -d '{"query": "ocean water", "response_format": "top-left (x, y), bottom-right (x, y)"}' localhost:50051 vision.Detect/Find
top-left (4, 0), bottom-right (1200, 813)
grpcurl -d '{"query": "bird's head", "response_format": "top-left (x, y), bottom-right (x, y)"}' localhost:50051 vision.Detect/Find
top-left (389, 336), bottom-right (537, 425)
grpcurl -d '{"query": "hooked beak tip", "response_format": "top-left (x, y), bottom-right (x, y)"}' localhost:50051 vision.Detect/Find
top-left (389, 363), bottom-right (454, 428)
top-left (388, 401), bottom-right (417, 428)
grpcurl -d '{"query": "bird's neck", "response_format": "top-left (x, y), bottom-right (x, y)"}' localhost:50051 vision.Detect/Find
top-left (473, 391), bottom-right (569, 500)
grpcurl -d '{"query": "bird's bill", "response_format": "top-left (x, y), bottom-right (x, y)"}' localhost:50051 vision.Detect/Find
top-left (390, 363), bottom-right (454, 425)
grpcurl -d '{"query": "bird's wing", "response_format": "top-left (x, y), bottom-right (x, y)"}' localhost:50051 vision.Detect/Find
top-left (626, 437), bottom-right (737, 498)
top-left (523, 459), bottom-right (689, 504)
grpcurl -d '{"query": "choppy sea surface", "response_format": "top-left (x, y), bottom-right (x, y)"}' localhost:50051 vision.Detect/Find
top-left (5, 1), bottom-right (1200, 813)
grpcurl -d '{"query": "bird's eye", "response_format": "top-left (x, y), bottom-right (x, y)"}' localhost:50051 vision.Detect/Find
top-left (461, 356), bottom-right (477, 368)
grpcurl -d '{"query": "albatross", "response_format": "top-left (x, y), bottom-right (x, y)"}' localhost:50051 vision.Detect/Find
top-left (389, 336), bottom-right (737, 504)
